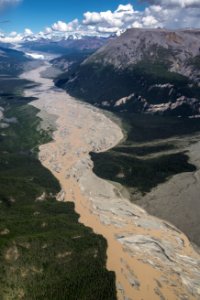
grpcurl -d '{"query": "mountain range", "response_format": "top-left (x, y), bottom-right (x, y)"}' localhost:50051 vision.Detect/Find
top-left (1, 28), bottom-right (200, 117)
top-left (53, 28), bottom-right (200, 117)
top-left (21, 36), bottom-right (110, 55)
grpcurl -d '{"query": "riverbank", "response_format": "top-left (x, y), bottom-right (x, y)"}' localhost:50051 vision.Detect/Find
top-left (22, 63), bottom-right (200, 300)
top-left (90, 111), bottom-right (200, 247)
top-left (0, 73), bottom-right (117, 299)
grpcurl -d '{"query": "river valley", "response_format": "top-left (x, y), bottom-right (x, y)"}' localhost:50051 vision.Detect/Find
top-left (21, 62), bottom-right (200, 300)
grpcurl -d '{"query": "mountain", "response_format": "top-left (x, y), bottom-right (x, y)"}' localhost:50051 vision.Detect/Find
top-left (21, 36), bottom-right (110, 55)
top-left (0, 46), bottom-right (31, 76)
top-left (51, 51), bottom-right (93, 73)
top-left (54, 28), bottom-right (200, 117)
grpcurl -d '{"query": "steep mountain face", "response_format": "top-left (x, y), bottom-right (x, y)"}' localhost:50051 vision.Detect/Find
top-left (83, 28), bottom-right (200, 80)
top-left (0, 46), bottom-right (30, 76)
top-left (55, 28), bottom-right (200, 117)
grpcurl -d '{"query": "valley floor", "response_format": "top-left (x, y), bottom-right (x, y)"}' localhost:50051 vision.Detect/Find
top-left (91, 115), bottom-right (200, 247)
top-left (140, 138), bottom-right (200, 247)
top-left (22, 63), bottom-right (200, 300)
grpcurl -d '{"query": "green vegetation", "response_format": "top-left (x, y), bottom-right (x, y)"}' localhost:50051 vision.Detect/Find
top-left (114, 144), bottom-right (175, 156)
top-left (187, 55), bottom-right (200, 70)
top-left (59, 59), bottom-right (199, 109)
top-left (120, 113), bottom-right (200, 142)
top-left (91, 150), bottom-right (195, 194)
top-left (0, 47), bottom-right (30, 76)
top-left (0, 78), bottom-right (34, 96)
top-left (91, 113), bottom-right (199, 195)
top-left (0, 79), bottom-right (116, 299)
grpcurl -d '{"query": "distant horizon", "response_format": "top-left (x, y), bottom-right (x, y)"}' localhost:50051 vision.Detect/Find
top-left (0, 0), bottom-right (200, 43)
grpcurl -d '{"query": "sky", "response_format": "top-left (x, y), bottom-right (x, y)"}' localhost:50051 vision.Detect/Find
top-left (1, 0), bottom-right (146, 32)
top-left (0, 0), bottom-right (200, 43)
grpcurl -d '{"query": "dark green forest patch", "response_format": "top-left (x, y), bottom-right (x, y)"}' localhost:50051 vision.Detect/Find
top-left (0, 79), bottom-right (116, 300)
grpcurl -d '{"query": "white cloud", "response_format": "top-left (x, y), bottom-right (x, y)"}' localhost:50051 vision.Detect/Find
top-left (143, 4), bottom-right (200, 28)
top-left (82, 4), bottom-right (135, 29)
top-left (0, 0), bottom-right (21, 10)
top-left (142, 15), bottom-right (159, 26)
top-left (81, 4), bottom-right (160, 33)
top-left (81, 3), bottom-right (200, 32)
top-left (0, 2), bottom-right (200, 44)
top-left (149, 5), bottom-right (162, 12)
top-left (132, 21), bottom-right (143, 28)
top-left (83, 12), bottom-right (102, 25)
top-left (83, 10), bottom-right (124, 28)
top-left (25, 52), bottom-right (45, 60)
top-left (52, 19), bottom-right (79, 32)
top-left (0, 32), bottom-right (22, 43)
top-left (116, 4), bottom-right (134, 13)
top-left (9, 31), bottom-right (17, 37)
top-left (143, 0), bottom-right (200, 8)
top-left (0, 27), bottom-right (33, 44)
top-left (97, 26), bottom-right (121, 34)
top-left (45, 27), bottom-right (52, 34)
top-left (52, 21), bottom-right (70, 32)
top-left (24, 28), bottom-right (33, 35)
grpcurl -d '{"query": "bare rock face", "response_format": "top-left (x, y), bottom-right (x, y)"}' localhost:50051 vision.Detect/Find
top-left (35, 192), bottom-right (46, 202)
top-left (111, 93), bottom-right (200, 116)
top-left (5, 245), bottom-right (20, 262)
top-left (56, 189), bottom-right (66, 202)
top-left (84, 28), bottom-right (200, 78)
top-left (0, 228), bottom-right (10, 236)
top-left (147, 96), bottom-right (200, 116)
